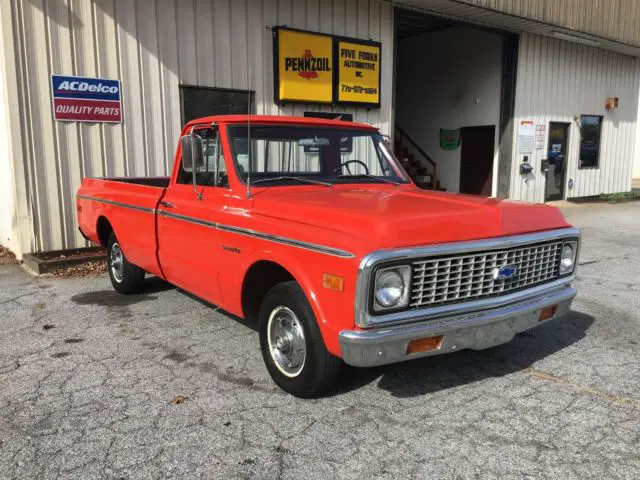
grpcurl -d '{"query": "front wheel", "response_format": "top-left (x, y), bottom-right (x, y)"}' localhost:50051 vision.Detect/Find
top-left (107, 232), bottom-right (145, 294)
top-left (259, 281), bottom-right (341, 397)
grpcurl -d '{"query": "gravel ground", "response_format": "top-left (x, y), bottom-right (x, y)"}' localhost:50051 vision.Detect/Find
top-left (0, 202), bottom-right (638, 479)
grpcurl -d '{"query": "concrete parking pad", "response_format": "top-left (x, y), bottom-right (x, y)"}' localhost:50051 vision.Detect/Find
top-left (1, 202), bottom-right (639, 479)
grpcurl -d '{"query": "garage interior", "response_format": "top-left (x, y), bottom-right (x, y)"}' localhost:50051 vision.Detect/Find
top-left (393, 8), bottom-right (507, 196)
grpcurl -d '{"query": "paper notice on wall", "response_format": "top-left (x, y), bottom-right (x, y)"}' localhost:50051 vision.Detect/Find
top-left (535, 124), bottom-right (546, 150)
top-left (518, 120), bottom-right (535, 154)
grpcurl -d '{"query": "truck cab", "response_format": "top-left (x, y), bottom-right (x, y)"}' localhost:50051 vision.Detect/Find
top-left (77, 115), bottom-right (580, 397)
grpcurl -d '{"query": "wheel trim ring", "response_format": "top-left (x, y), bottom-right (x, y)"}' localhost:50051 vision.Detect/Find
top-left (267, 306), bottom-right (306, 378)
top-left (110, 243), bottom-right (124, 283)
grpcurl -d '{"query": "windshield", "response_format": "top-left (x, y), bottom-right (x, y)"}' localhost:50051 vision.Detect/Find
top-left (227, 125), bottom-right (410, 185)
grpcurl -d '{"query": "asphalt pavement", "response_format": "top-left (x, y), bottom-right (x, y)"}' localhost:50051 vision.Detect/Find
top-left (0, 201), bottom-right (638, 479)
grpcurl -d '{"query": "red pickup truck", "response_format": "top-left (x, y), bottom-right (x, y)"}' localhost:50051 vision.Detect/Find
top-left (77, 115), bottom-right (580, 397)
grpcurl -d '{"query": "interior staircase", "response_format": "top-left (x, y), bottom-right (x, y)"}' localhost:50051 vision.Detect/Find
top-left (394, 125), bottom-right (445, 191)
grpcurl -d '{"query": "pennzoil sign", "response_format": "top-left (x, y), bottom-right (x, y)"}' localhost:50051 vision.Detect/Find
top-left (273, 27), bottom-right (381, 108)
top-left (286, 50), bottom-right (331, 79)
top-left (274, 28), bottom-right (333, 103)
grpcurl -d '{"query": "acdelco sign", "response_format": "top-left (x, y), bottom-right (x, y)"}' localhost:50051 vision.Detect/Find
top-left (56, 81), bottom-right (119, 95)
top-left (51, 74), bottom-right (122, 123)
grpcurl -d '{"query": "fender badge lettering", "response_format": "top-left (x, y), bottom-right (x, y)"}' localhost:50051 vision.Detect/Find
top-left (222, 245), bottom-right (241, 254)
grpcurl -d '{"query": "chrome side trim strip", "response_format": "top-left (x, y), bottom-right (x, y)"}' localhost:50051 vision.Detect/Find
top-left (156, 210), bottom-right (217, 229)
top-left (216, 224), bottom-right (354, 258)
top-left (77, 194), bottom-right (354, 259)
top-left (77, 194), bottom-right (156, 214)
top-left (354, 227), bottom-right (582, 329)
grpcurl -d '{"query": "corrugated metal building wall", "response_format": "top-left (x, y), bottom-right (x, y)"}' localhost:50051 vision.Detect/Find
top-left (510, 33), bottom-right (640, 202)
top-left (459, 0), bottom-right (640, 48)
top-left (0, 0), bottom-right (394, 256)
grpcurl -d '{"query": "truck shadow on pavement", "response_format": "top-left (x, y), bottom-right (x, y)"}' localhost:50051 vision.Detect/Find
top-left (70, 277), bottom-right (176, 307)
top-left (76, 277), bottom-right (594, 398)
top-left (136, 279), bottom-right (594, 399)
top-left (334, 310), bottom-right (595, 398)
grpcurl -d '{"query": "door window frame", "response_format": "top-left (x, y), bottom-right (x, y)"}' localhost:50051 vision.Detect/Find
top-left (544, 121), bottom-right (570, 202)
top-left (176, 125), bottom-right (229, 189)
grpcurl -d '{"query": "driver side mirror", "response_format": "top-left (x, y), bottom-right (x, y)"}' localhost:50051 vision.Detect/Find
top-left (180, 134), bottom-right (204, 172)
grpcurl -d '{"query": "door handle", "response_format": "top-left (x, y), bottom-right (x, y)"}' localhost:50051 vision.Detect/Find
top-left (159, 201), bottom-right (175, 208)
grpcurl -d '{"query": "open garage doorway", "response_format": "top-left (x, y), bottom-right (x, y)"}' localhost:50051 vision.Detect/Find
top-left (393, 8), bottom-right (513, 196)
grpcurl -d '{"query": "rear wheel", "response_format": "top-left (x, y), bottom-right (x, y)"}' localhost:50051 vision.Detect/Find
top-left (259, 281), bottom-right (341, 397)
top-left (107, 232), bottom-right (145, 294)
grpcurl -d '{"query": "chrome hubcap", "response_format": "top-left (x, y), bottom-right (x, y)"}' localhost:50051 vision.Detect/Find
top-left (110, 243), bottom-right (124, 283)
top-left (267, 306), bottom-right (306, 378)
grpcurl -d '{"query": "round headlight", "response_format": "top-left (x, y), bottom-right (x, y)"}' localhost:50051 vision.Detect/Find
top-left (375, 270), bottom-right (405, 308)
top-left (560, 243), bottom-right (575, 275)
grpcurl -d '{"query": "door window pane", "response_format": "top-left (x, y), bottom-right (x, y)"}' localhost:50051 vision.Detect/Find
top-left (579, 115), bottom-right (602, 169)
top-left (177, 127), bottom-right (226, 187)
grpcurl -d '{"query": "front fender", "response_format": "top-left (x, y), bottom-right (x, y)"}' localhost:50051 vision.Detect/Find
top-left (221, 244), bottom-right (360, 358)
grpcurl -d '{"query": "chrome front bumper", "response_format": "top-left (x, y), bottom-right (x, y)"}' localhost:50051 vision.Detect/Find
top-left (339, 284), bottom-right (576, 367)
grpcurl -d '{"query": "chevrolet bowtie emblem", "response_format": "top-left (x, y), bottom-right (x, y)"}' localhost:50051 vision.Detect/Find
top-left (493, 265), bottom-right (517, 280)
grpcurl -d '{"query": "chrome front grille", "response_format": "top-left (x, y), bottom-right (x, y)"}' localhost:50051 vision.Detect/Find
top-left (410, 241), bottom-right (563, 309)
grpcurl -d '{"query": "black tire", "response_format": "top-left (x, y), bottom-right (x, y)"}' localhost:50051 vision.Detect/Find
top-left (259, 281), bottom-right (341, 398)
top-left (107, 232), bottom-right (145, 294)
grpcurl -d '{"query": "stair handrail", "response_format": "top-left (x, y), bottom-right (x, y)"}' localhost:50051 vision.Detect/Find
top-left (395, 124), bottom-right (437, 189)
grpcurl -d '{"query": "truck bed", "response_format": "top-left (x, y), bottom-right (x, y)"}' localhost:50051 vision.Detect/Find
top-left (77, 176), bottom-right (168, 278)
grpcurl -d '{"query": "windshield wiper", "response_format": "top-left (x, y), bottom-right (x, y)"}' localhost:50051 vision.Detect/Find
top-left (252, 176), bottom-right (332, 187)
top-left (336, 174), bottom-right (401, 185)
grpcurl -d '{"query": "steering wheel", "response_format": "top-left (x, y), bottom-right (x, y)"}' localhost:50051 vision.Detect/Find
top-left (332, 160), bottom-right (370, 176)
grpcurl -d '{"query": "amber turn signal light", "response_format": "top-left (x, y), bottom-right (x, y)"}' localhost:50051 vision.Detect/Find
top-left (406, 335), bottom-right (443, 355)
top-left (539, 305), bottom-right (557, 322)
top-left (322, 273), bottom-right (344, 292)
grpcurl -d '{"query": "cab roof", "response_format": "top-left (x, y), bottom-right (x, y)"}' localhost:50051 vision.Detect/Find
top-left (184, 114), bottom-right (378, 131)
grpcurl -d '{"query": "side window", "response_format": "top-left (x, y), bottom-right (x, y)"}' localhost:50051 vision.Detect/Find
top-left (177, 127), bottom-right (227, 187)
top-left (180, 85), bottom-right (254, 125)
top-left (579, 115), bottom-right (602, 169)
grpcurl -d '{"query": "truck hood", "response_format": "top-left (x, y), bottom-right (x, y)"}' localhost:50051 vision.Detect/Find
top-left (250, 186), bottom-right (571, 251)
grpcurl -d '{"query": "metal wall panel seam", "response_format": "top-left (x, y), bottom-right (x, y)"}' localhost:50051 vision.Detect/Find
top-left (607, 51), bottom-right (618, 194)
top-left (158, 0), bottom-right (180, 175)
top-left (112, 0), bottom-right (129, 178)
top-left (19, 0), bottom-right (45, 250)
top-left (153, 0), bottom-right (169, 177)
top-left (133, 0), bottom-right (150, 178)
top-left (14, 0), bottom-right (38, 252)
top-left (91, 0), bottom-right (108, 181)
top-left (1, 0), bottom-right (30, 255)
top-left (624, 57), bottom-right (636, 191)
top-left (43, 0), bottom-right (70, 249)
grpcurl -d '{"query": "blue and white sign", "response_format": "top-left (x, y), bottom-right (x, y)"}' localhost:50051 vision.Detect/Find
top-left (51, 74), bottom-right (122, 122)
